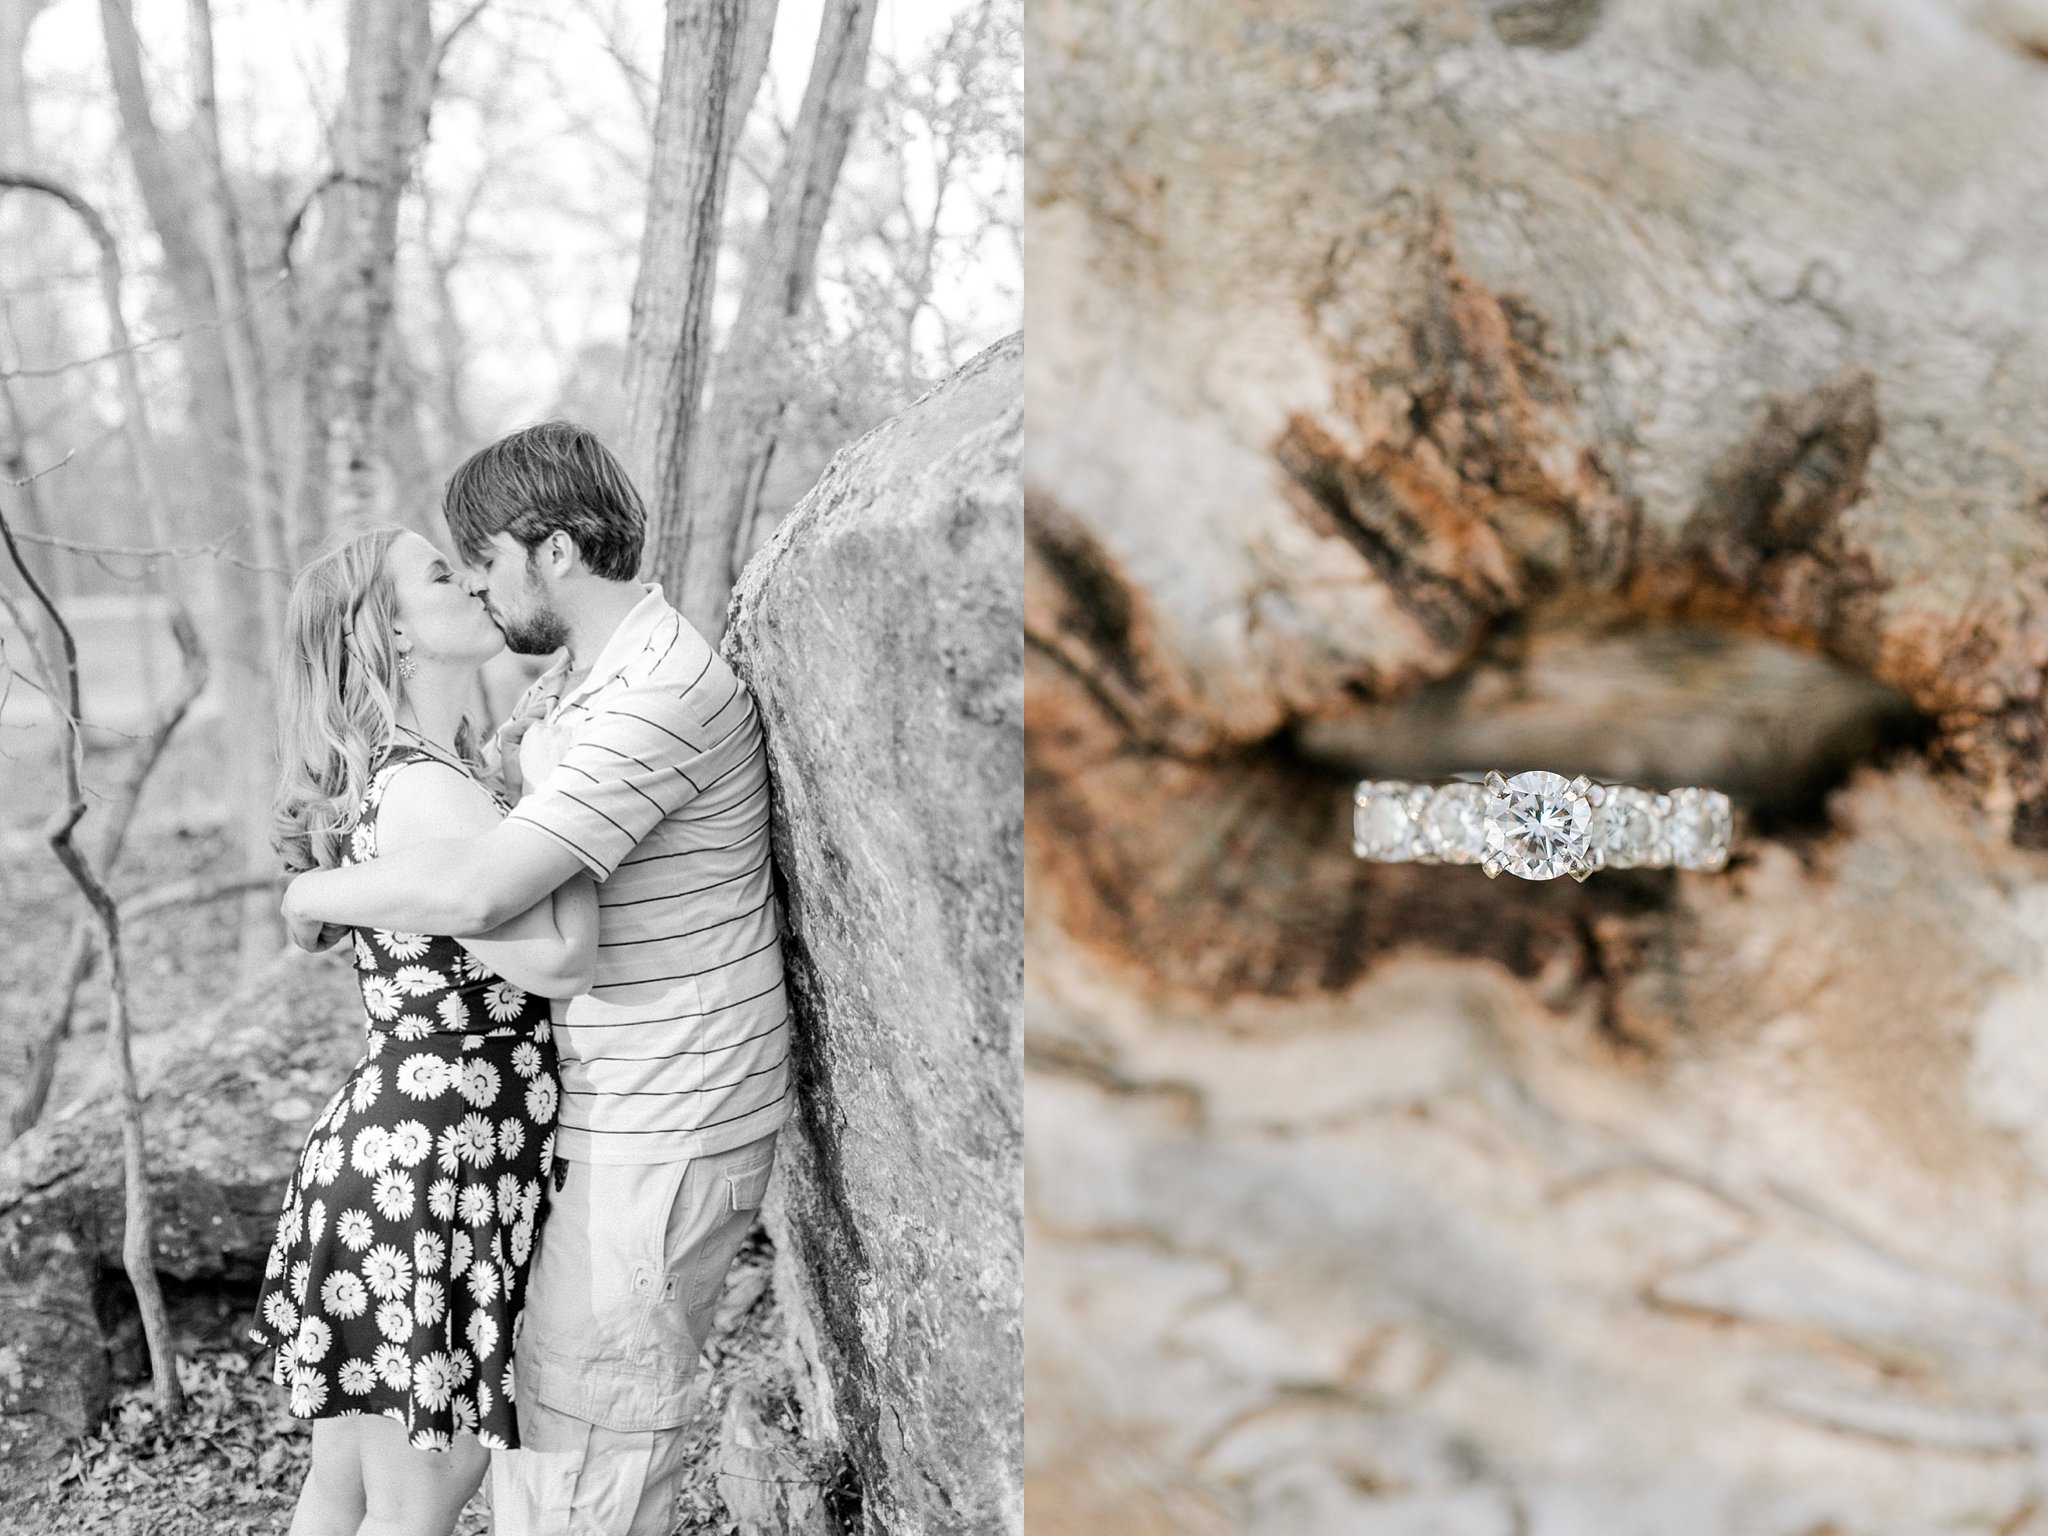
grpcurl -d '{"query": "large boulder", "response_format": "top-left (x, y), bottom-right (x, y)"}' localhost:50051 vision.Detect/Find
top-left (724, 333), bottom-right (1023, 1536)
top-left (0, 947), bottom-right (363, 1490)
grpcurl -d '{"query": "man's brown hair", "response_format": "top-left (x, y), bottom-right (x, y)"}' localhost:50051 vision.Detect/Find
top-left (443, 421), bottom-right (645, 580)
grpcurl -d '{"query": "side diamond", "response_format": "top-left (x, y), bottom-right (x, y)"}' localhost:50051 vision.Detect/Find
top-left (1421, 784), bottom-right (1487, 864)
top-left (1353, 782), bottom-right (1421, 861)
top-left (1666, 788), bottom-right (1732, 870)
top-left (1595, 786), bottom-right (1664, 869)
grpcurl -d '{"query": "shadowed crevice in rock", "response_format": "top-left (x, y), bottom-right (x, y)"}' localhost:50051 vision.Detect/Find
top-left (1026, 646), bottom-right (1678, 1008)
top-left (1967, 701), bottom-right (2048, 851)
top-left (1279, 211), bottom-right (1638, 657)
top-left (1652, 370), bottom-right (1889, 651)
top-left (1276, 419), bottom-right (1501, 653)
top-left (1690, 373), bottom-right (1879, 570)
top-left (1485, 0), bottom-right (1608, 49)
top-left (98, 1273), bottom-right (262, 1386)
top-left (1280, 246), bottom-right (2020, 838)
top-left (1025, 496), bottom-right (1146, 701)
top-left (1292, 621), bottom-right (1935, 838)
top-left (1023, 491), bottom-right (1214, 756)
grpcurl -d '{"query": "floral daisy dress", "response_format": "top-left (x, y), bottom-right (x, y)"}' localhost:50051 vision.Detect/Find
top-left (248, 744), bottom-right (560, 1451)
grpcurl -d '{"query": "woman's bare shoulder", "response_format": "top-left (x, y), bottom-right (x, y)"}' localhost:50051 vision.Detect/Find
top-left (373, 757), bottom-right (503, 853)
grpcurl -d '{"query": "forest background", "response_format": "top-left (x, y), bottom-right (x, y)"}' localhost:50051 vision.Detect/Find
top-left (0, 0), bottom-right (1018, 1519)
top-left (0, 0), bottom-right (1017, 1140)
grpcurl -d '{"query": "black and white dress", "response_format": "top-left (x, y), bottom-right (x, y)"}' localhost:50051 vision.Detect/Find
top-left (248, 745), bottom-right (560, 1451)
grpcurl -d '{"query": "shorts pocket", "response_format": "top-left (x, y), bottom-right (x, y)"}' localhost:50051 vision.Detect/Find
top-left (725, 1156), bottom-right (773, 1213)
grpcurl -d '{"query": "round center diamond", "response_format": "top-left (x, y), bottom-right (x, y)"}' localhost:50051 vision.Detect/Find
top-left (1484, 770), bottom-right (1594, 880)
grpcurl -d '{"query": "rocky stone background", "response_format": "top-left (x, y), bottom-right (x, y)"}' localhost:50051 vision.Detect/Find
top-left (1026, 0), bottom-right (2048, 1531)
top-left (726, 331), bottom-right (1024, 1536)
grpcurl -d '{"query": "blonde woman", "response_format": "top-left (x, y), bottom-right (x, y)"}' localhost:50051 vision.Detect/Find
top-left (250, 526), bottom-right (598, 1536)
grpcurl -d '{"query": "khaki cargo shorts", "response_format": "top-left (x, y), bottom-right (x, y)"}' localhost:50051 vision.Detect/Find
top-left (513, 1134), bottom-right (778, 1434)
top-left (490, 1133), bottom-right (777, 1533)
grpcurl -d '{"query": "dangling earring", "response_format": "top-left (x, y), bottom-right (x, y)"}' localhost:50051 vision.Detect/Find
top-left (397, 649), bottom-right (418, 680)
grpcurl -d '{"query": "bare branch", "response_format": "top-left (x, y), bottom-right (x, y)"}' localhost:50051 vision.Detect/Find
top-left (572, 0), bottom-right (660, 128)
top-left (280, 170), bottom-right (345, 275)
top-left (0, 167), bottom-right (194, 1420)
top-left (427, 0), bottom-right (494, 81)
top-left (4, 445), bottom-right (73, 487)
top-left (0, 269), bottom-right (290, 383)
top-left (6, 924), bottom-right (95, 1148)
top-left (0, 581), bottom-right (68, 727)
top-left (9, 522), bottom-right (290, 575)
top-left (121, 871), bottom-right (286, 923)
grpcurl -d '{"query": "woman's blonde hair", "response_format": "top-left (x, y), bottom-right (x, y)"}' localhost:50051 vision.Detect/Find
top-left (272, 527), bottom-right (405, 873)
top-left (271, 526), bottom-right (482, 873)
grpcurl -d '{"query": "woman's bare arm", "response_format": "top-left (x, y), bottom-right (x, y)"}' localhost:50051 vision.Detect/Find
top-left (371, 760), bottom-right (597, 998)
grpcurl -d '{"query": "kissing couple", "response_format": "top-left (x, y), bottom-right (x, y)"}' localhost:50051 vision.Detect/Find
top-left (250, 421), bottom-right (791, 1536)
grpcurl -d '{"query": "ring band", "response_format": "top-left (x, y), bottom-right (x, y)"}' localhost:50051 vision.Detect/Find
top-left (1352, 770), bottom-right (1734, 882)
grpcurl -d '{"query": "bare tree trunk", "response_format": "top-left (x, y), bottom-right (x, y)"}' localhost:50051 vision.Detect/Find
top-left (694, 0), bottom-right (879, 604)
top-left (378, 334), bottom-right (440, 535)
top-left (425, 234), bottom-right (474, 457)
top-left (0, 510), bottom-right (187, 1418)
top-left (0, 376), bottom-right (88, 1147)
top-left (0, 500), bottom-right (232, 1147)
top-left (96, 0), bottom-right (236, 496)
top-left (626, 0), bottom-right (747, 632)
top-left (7, 923), bottom-right (91, 1143)
top-left (284, 0), bottom-right (434, 551)
top-left (1, 0), bottom-right (72, 620)
top-left (185, 0), bottom-right (298, 974)
top-left (726, 0), bottom-right (780, 185)
top-left (186, 0), bottom-right (284, 640)
top-left (99, 0), bottom-right (284, 971)
top-left (0, 170), bottom-right (208, 1422)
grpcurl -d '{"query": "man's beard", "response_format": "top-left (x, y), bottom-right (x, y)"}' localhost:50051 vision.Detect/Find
top-left (493, 597), bottom-right (569, 656)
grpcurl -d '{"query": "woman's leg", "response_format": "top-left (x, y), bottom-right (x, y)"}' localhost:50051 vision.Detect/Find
top-left (288, 1417), bottom-right (367, 1536)
top-left (356, 1413), bottom-right (491, 1536)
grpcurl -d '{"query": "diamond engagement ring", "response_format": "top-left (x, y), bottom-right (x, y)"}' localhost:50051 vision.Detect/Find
top-left (1352, 770), bottom-right (1734, 882)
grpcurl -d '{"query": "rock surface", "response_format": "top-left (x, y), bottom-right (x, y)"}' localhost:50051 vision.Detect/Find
top-left (725, 332), bottom-right (1024, 1536)
top-left (1028, 0), bottom-right (2048, 1531)
top-left (0, 947), bottom-right (363, 1490)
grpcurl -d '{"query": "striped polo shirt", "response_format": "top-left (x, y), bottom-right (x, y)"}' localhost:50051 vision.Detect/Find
top-left (503, 584), bottom-right (791, 1164)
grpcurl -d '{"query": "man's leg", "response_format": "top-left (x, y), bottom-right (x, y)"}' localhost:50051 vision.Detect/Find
top-left (489, 1137), bottom-right (775, 1534)
top-left (489, 1153), bottom-right (653, 1536)
top-left (627, 1133), bottom-right (779, 1528)
top-left (492, 1394), bottom-right (677, 1536)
